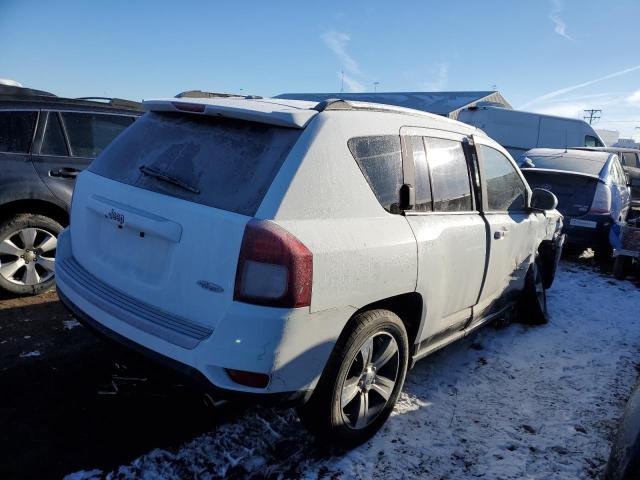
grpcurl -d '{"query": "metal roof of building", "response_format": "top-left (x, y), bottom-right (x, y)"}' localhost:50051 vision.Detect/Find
top-left (275, 91), bottom-right (512, 119)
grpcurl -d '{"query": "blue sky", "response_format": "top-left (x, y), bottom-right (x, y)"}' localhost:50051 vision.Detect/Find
top-left (2, 0), bottom-right (640, 136)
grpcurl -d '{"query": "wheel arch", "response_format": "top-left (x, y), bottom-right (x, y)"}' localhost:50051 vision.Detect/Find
top-left (537, 238), bottom-right (558, 289)
top-left (0, 199), bottom-right (69, 227)
top-left (348, 292), bottom-right (424, 351)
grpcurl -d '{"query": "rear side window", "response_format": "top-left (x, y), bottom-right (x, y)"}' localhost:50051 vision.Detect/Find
top-left (409, 136), bottom-right (432, 212)
top-left (90, 112), bottom-right (302, 216)
top-left (611, 158), bottom-right (626, 186)
top-left (348, 135), bottom-right (403, 212)
top-left (480, 145), bottom-right (527, 212)
top-left (622, 152), bottom-right (640, 168)
top-left (61, 112), bottom-right (134, 158)
top-left (424, 137), bottom-right (473, 212)
top-left (40, 112), bottom-right (68, 156)
top-left (0, 111), bottom-right (37, 153)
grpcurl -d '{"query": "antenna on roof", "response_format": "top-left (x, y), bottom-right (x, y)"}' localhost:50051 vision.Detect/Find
top-left (564, 129), bottom-right (568, 153)
top-left (340, 69), bottom-right (344, 94)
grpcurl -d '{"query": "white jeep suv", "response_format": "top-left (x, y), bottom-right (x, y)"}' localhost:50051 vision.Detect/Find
top-left (56, 97), bottom-right (564, 443)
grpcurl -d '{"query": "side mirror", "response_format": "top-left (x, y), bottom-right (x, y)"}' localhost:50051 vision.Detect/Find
top-left (530, 188), bottom-right (558, 211)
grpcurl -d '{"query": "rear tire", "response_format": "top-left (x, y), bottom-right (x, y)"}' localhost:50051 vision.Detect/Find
top-left (594, 242), bottom-right (613, 266)
top-left (0, 214), bottom-right (62, 296)
top-left (519, 259), bottom-right (549, 325)
top-left (613, 256), bottom-right (630, 280)
top-left (297, 309), bottom-right (409, 446)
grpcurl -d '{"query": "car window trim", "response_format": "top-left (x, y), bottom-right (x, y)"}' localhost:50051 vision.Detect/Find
top-left (399, 126), bottom-right (479, 215)
top-left (401, 134), bottom-right (434, 213)
top-left (38, 111), bottom-right (71, 157)
top-left (0, 108), bottom-right (40, 155)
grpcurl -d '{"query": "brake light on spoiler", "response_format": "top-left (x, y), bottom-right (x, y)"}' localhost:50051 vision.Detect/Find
top-left (234, 220), bottom-right (312, 308)
top-left (170, 102), bottom-right (206, 113)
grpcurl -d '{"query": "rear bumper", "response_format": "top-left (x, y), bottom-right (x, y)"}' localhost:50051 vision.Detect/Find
top-left (57, 288), bottom-right (310, 406)
top-left (561, 213), bottom-right (612, 247)
top-left (55, 228), bottom-right (347, 403)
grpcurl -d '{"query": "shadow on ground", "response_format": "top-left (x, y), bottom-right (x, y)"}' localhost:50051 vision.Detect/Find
top-left (0, 291), bottom-right (244, 479)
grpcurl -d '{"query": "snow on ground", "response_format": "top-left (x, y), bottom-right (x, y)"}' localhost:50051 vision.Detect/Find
top-left (67, 261), bottom-right (640, 480)
top-left (63, 319), bottom-right (82, 330)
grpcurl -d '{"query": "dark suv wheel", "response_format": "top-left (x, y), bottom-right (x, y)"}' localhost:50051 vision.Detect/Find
top-left (0, 214), bottom-right (61, 295)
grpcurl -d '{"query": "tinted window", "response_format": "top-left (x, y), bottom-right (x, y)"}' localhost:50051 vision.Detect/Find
top-left (348, 135), bottom-right (403, 212)
top-left (90, 112), bottom-right (301, 216)
top-left (622, 152), bottom-right (639, 168)
top-left (0, 111), bottom-right (37, 153)
top-left (480, 145), bottom-right (527, 212)
top-left (424, 137), bottom-right (472, 212)
top-left (585, 135), bottom-right (600, 147)
top-left (61, 112), bottom-right (134, 158)
top-left (410, 136), bottom-right (432, 212)
top-left (40, 113), bottom-right (68, 156)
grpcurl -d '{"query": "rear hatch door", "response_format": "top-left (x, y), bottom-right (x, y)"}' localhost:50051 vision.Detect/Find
top-left (522, 169), bottom-right (599, 217)
top-left (69, 108), bottom-right (303, 331)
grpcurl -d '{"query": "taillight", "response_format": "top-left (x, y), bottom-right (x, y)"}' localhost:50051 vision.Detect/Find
top-left (171, 102), bottom-right (206, 113)
top-left (589, 182), bottom-right (612, 214)
top-left (234, 219), bottom-right (312, 308)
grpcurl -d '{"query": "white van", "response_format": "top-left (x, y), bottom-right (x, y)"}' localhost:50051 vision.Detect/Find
top-left (458, 106), bottom-right (605, 161)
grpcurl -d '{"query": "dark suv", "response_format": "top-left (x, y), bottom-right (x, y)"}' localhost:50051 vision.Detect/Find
top-left (0, 86), bottom-right (142, 295)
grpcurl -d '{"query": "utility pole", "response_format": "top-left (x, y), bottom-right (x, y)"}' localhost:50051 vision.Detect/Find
top-left (584, 109), bottom-right (602, 125)
top-left (373, 81), bottom-right (380, 93)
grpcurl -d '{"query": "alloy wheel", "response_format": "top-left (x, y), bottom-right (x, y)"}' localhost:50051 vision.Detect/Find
top-left (0, 228), bottom-right (57, 286)
top-left (340, 332), bottom-right (400, 430)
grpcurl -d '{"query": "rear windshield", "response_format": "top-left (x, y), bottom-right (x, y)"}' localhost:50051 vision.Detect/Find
top-left (89, 112), bottom-right (301, 216)
top-left (523, 154), bottom-right (605, 176)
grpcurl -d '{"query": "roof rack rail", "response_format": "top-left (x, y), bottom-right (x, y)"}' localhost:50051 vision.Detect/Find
top-left (76, 97), bottom-right (142, 109)
top-left (313, 98), bottom-right (352, 112)
top-left (0, 85), bottom-right (56, 97)
top-left (175, 90), bottom-right (263, 100)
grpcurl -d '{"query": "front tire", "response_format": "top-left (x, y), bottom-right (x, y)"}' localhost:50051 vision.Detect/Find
top-left (594, 242), bottom-right (613, 266)
top-left (0, 214), bottom-right (62, 296)
top-left (298, 309), bottom-right (409, 446)
top-left (519, 259), bottom-right (549, 325)
top-left (613, 256), bottom-right (630, 280)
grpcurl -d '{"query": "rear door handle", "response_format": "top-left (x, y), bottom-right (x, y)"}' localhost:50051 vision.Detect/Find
top-left (50, 168), bottom-right (80, 179)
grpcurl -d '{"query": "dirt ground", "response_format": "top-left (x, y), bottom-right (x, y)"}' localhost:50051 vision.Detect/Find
top-left (0, 288), bottom-right (241, 480)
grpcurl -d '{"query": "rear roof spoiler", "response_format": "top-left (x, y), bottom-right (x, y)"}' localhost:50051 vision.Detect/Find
top-left (144, 98), bottom-right (318, 129)
top-left (520, 167), bottom-right (602, 181)
top-left (175, 90), bottom-right (263, 100)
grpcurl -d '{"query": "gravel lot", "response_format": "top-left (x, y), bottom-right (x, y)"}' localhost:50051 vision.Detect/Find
top-left (1, 256), bottom-right (639, 479)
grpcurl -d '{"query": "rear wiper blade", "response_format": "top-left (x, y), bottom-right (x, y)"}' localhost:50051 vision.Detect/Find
top-left (139, 165), bottom-right (200, 194)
